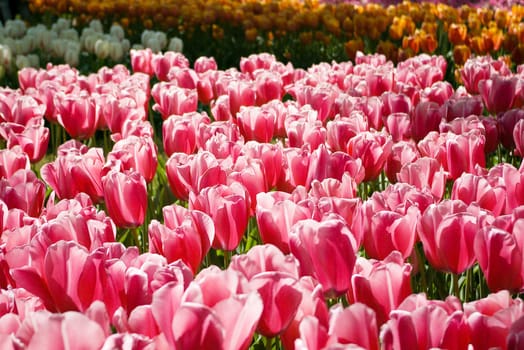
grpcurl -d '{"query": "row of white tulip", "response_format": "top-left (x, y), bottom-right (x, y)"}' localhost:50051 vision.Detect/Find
top-left (0, 17), bottom-right (183, 77)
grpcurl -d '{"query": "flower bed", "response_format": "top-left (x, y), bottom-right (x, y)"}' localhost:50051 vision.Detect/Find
top-left (1, 46), bottom-right (524, 348)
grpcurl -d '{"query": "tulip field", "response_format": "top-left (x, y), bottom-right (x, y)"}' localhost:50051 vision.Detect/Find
top-left (3, 0), bottom-right (524, 349)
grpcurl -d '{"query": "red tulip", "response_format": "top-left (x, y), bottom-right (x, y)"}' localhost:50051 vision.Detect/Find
top-left (289, 217), bottom-right (357, 297)
top-left (498, 109), bottom-right (524, 151)
top-left (102, 169), bottom-right (147, 229)
top-left (189, 182), bottom-right (250, 251)
top-left (348, 252), bottom-right (412, 326)
top-left (411, 100), bottom-right (444, 142)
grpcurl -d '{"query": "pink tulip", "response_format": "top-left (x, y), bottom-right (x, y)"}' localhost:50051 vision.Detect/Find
top-left (365, 65), bottom-right (394, 96)
top-left (2, 95), bottom-right (46, 126)
top-left (486, 163), bottom-right (524, 214)
top-left (236, 106), bottom-right (276, 143)
top-left (54, 91), bottom-right (100, 140)
top-left (194, 56), bottom-right (218, 73)
top-left (479, 74), bottom-right (519, 114)
top-left (255, 192), bottom-right (316, 254)
top-left (0, 169), bottom-right (45, 218)
top-left (348, 251), bottom-right (412, 326)
top-left (414, 81), bottom-right (454, 106)
top-left (211, 95), bottom-right (233, 121)
top-left (99, 95), bottom-right (146, 135)
top-left (254, 70), bottom-right (284, 105)
top-left (286, 83), bottom-right (338, 124)
top-left (507, 314), bottom-right (524, 350)
top-left (384, 112), bottom-right (411, 142)
top-left (248, 271), bottom-right (302, 338)
top-left (326, 113), bottom-right (368, 152)
top-left (102, 169), bottom-right (147, 229)
top-left (15, 310), bottom-right (106, 350)
top-left (397, 157), bottom-right (447, 200)
top-left (165, 151), bottom-right (227, 201)
top-left (460, 55), bottom-right (511, 94)
top-left (474, 224), bottom-right (524, 293)
top-left (328, 303), bottom-right (379, 350)
top-left (151, 82), bottom-right (198, 120)
top-left (451, 173), bottom-right (506, 216)
top-left (514, 119), bottom-right (524, 157)
top-left (381, 293), bottom-right (469, 350)
top-left (130, 48), bottom-right (154, 75)
top-left (1, 118), bottom-right (49, 163)
top-left (41, 144), bottom-right (105, 202)
top-left (148, 208), bottom-right (214, 273)
top-left (347, 130), bottom-right (393, 182)
top-left (464, 290), bottom-right (524, 350)
top-left (419, 200), bottom-right (493, 274)
top-left (293, 315), bottom-right (329, 350)
top-left (197, 71), bottom-right (217, 105)
top-left (289, 217), bottom-right (357, 297)
top-left (363, 205), bottom-right (419, 260)
top-left (0, 147), bottom-right (29, 179)
top-left (229, 244), bottom-right (299, 281)
top-left (445, 130), bottom-right (486, 180)
top-left (240, 53), bottom-right (277, 77)
top-left (166, 66), bottom-right (198, 89)
top-left (241, 141), bottom-right (284, 190)
top-left (384, 140), bottom-right (420, 184)
top-left (151, 51), bottom-right (190, 81)
top-left (381, 92), bottom-right (412, 121)
top-left (189, 182), bottom-right (250, 251)
top-left (162, 112), bottom-right (210, 156)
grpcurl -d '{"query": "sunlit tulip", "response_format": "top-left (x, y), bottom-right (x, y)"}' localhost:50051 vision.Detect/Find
top-left (289, 217), bottom-right (357, 297)
top-left (381, 293), bottom-right (469, 350)
top-left (348, 252), bottom-right (412, 326)
top-left (451, 173), bottom-right (506, 216)
top-left (151, 51), bottom-right (189, 81)
top-left (0, 168), bottom-right (45, 218)
top-left (460, 56), bottom-right (511, 95)
top-left (102, 169), bottom-right (147, 229)
top-left (189, 182), bottom-right (250, 251)
top-left (1, 118), bottom-right (49, 163)
top-left (328, 303), bottom-right (379, 350)
top-left (479, 74), bottom-right (519, 114)
top-left (464, 290), bottom-right (524, 350)
top-left (54, 91), bottom-right (100, 140)
top-left (236, 105), bottom-right (275, 143)
top-left (41, 143), bottom-right (105, 203)
top-left (347, 130), bottom-right (392, 182)
top-left (397, 156), bottom-right (447, 200)
top-left (0, 147), bottom-right (29, 179)
top-left (151, 82), bottom-right (198, 120)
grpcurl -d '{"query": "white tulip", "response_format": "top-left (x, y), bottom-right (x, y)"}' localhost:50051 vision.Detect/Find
top-left (27, 54), bottom-right (39, 68)
top-left (60, 28), bottom-right (79, 41)
top-left (64, 46), bottom-right (80, 67)
top-left (141, 30), bottom-right (154, 46)
top-left (110, 24), bottom-right (125, 41)
top-left (94, 39), bottom-right (110, 59)
top-left (51, 39), bottom-right (67, 58)
top-left (15, 54), bottom-right (30, 69)
top-left (121, 38), bottom-right (130, 52)
top-left (155, 31), bottom-right (167, 50)
top-left (0, 44), bottom-right (12, 68)
top-left (146, 37), bottom-right (161, 53)
top-left (89, 19), bottom-right (104, 33)
top-left (167, 37), bottom-right (183, 53)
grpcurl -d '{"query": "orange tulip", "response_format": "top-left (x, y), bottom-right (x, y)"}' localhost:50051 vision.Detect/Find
top-left (448, 23), bottom-right (468, 45)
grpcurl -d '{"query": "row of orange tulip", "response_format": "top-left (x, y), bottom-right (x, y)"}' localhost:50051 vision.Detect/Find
top-left (26, 0), bottom-right (524, 68)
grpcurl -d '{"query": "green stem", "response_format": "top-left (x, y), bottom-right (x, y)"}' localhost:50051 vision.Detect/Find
top-left (452, 273), bottom-right (459, 299)
top-left (415, 244), bottom-right (427, 295)
top-left (223, 249), bottom-right (232, 269)
top-left (130, 227), bottom-right (141, 252)
top-left (266, 337), bottom-right (273, 350)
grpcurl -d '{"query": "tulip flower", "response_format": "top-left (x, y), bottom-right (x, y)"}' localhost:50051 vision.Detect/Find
top-left (151, 82), bottom-right (198, 120)
top-left (102, 169), bottom-right (147, 229)
top-left (106, 135), bottom-right (158, 183)
top-left (479, 74), bottom-right (519, 114)
top-left (162, 112), bottom-right (210, 156)
top-left (54, 91), bottom-right (100, 140)
top-left (189, 182), bottom-right (250, 251)
top-left (289, 217), bottom-right (357, 297)
top-left (0, 146), bottom-right (29, 179)
top-left (0, 168), bottom-right (45, 218)
top-left (397, 157), bottom-right (447, 200)
top-left (236, 105), bottom-right (276, 143)
top-left (347, 130), bottom-right (392, 182)
top-left (348, 252), bottom-right (412, 326)
top-left (151, 51), bottom-right (189, 81)
top-left (381, 294), bottom-right (469, 350)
